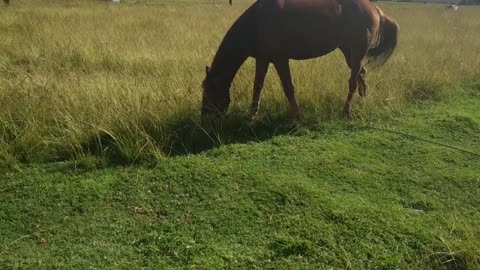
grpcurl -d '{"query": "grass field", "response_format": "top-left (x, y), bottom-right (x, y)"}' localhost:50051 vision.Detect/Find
top-left (1, 0), bottom-right (480, 269)
top-left (1, 86), bottom-right (480, 269)
top-left (1, 0), bottom-right (479, 164)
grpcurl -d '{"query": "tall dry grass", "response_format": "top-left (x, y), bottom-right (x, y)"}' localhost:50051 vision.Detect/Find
top-left (0, 0), bottom-right (479, 164)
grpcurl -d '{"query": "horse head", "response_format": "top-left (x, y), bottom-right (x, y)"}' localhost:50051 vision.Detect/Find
top-left (201, 66), bottom-right (230, 125)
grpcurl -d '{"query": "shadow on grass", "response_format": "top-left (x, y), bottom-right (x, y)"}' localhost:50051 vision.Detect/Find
top-left (77, 109), bottom-right (304, 165)
top-left (74, 92), bottom-right (352, 165)
top-left (161, 110), bottom-right (301, 156)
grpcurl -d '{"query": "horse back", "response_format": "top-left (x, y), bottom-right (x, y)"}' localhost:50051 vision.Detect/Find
top-left (275, 0), bottom-right (342, 16)
top-left (250, 0), bottom-right (383, 59)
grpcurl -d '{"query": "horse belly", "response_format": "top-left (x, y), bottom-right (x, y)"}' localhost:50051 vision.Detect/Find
top-left (287, 35), bottom-right (340, 60)
top-left (256, 10), bottom-right (343, 60)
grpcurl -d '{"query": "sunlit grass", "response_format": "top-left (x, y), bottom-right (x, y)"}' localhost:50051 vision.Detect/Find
top-left (0, 0), bottom-right (479, 164)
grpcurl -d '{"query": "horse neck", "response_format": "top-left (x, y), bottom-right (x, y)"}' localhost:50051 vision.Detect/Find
top-left (209, 40), bottom-right (249, 88)
top-left (208, 2), bottom-right (258, 87)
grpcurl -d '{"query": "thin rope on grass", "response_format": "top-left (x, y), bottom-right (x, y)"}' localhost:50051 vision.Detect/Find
top-left (366, 126), bottom-right (480, 158)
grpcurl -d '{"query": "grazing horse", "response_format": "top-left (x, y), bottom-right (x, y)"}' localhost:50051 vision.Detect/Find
top-left (202, 0), bottom-right (399, 124)
top-left (3, 0), bottom-right (9, 6)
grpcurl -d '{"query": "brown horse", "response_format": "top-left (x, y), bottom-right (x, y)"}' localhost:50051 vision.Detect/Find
top-left (202, 0), bottom-right (399, 124)
top-left (3, 0), bottom-right (9, 6)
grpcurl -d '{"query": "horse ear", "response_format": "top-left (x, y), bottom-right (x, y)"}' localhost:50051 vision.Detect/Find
top-left (205, 66), bottom-right (210, 76)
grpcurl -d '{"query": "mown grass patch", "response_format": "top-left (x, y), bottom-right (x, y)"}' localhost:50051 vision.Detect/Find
top-left (1, 90), bottom-right (479, 269)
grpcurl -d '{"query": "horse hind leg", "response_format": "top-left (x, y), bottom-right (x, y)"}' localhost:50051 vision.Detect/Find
top-left (358, 67), bottom-right (367, 97)
top-left (249, 59), bottom-right (269, 117)
top-left (340, 41), bottom-right (368, 117)
top-left (340, 46), bottom-right (368, 98)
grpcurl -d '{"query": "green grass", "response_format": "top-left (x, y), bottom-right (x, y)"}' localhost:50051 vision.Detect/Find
top-left (1, 1), bottom-right (480, 268)
top-left (1, 85), bottom-right (479, 269)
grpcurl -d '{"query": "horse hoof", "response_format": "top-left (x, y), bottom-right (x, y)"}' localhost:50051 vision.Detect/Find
top-left (290, 113), bottom-right (302, 128)
top-left (283, 120), bottom-right (301, 131)
top-left (291, 120), bottom-right (301, 130)
top-left (248, 109), bottom-right (259, 120)
top-left (251, 114), bottom-right (262, 122)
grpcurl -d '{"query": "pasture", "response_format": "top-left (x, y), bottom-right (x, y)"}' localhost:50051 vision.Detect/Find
top-left (0, 0), bottom-right (479, 163)
top-left (1, 0), bottom-right (480, 269)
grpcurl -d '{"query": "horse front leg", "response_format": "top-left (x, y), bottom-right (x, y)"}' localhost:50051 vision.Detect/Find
top-left (249, 59), bottom-right (269, 117)
top-left (273, 59), bottom-right (301, 123)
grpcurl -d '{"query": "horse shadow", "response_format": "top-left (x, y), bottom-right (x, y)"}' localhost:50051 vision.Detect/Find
top-left (161, 110), bottom-right (302, 156)
top-left (81, 94), bottom-right (347, 163)
top-left (77, 109), bottom-right (305, 166)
